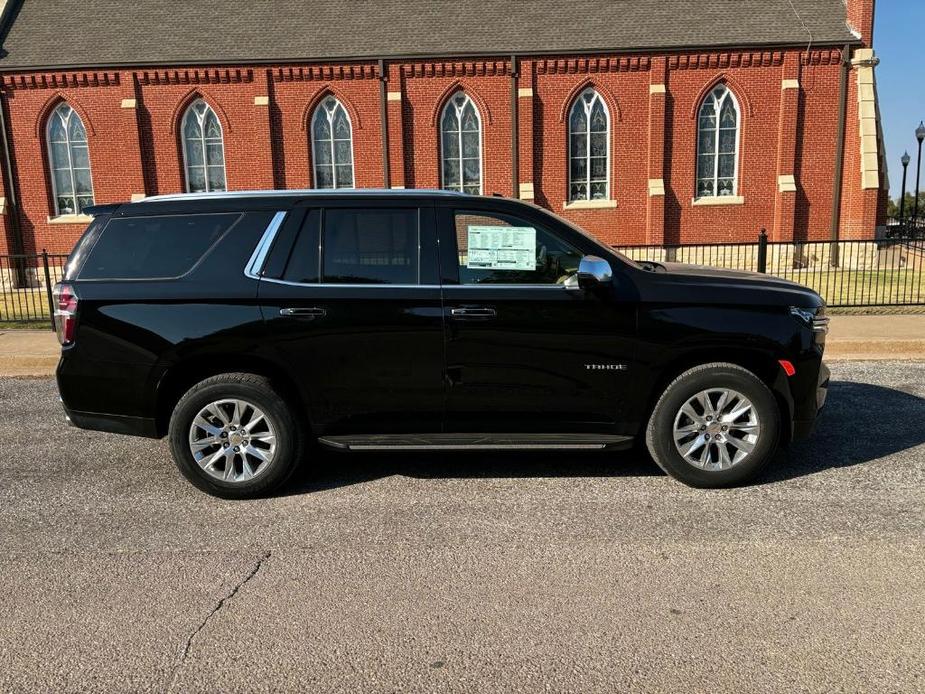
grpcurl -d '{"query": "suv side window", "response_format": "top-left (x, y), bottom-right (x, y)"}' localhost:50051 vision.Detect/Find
top-left (321, 208), bottom-right (419, 284)
top-left (452, 210), bottom-right (584, 285)
top-left (279, 209), bottom-right (321, 284)
top-left (78, 213), bottom-right (240, 280)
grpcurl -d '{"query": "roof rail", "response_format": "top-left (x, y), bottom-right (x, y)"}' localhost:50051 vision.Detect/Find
top-left (139, 188), bottom-right (474, 203)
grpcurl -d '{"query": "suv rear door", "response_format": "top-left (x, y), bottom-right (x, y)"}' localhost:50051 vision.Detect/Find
top-left (257, 197), bottom-right (444, 435)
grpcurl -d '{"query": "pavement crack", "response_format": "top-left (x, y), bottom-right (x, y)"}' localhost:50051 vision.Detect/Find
top-left (164, 550), bottom-right (271, 693)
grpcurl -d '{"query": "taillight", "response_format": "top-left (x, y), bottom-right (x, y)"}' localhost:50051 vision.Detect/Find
top-left (52, 282), bottom-right (78, 346)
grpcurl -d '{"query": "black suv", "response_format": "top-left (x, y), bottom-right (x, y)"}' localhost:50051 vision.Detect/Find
top-left (55, 190), bottom-right (829, 498)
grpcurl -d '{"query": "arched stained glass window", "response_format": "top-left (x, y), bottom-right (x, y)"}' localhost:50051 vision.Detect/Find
top-left (696, 84), bottom-right (740, 198)
top-left (568, 89), bottom-right (609, 201)
top-left (440, 92), bottom-right (482, 194)
top-left (312, 96), bottom-right (354, 189)
top-left (182, 100), bottom-right (227, 193)
top-left (46, 104), bottom-right (94, 215)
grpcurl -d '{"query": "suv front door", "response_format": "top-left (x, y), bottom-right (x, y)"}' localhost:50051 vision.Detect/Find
top-left (437, 202), bottom-right (637, 434)
top-left (258, 199), bottom-right (444, 435)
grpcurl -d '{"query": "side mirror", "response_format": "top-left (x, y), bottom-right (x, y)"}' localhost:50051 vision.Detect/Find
top-left (577, 255), bottom-right (613, 290)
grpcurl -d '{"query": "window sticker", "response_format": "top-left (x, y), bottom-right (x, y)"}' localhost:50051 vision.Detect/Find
top-left (466, 225), bottom-right (536, 271)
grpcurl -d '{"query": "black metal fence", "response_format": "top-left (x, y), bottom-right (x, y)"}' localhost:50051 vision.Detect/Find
top-left (885, 215), bottom-right (925, 240)
top-left (1, 234), bottom-right (923, 327)
top-left (0, 251), bottom-right (69, 327)
top-left (614, 231), bottom-right (925, 308)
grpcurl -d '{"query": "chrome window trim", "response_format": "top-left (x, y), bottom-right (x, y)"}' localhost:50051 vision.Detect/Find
top-left (244, 211), bottom-right (288, 279)
top-left (246, 210), bottom-right (581, 289)
top-left (260, 277), bottom-right (440, 289)
top-left (442, 283), bottom-right (574, 290)
top-left (256, 276), bottom-right (574, 290)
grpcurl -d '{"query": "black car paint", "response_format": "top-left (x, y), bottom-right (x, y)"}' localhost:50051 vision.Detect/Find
top-left (57, 192), bottom-right (827, 445)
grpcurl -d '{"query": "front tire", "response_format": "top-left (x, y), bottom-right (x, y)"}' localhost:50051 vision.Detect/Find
top-left (645, 362), bottom-right (780, 488)
top-left (168, 373), bottom-right (304, 499)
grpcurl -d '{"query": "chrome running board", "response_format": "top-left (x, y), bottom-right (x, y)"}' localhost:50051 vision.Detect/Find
top-left (317, 433), bottom-right (633, 452)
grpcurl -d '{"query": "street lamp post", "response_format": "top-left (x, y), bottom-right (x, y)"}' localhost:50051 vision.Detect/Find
top-left (899, 151), bottom-right (911, 227)
top-left (914, 121), bottom-right (925, 225)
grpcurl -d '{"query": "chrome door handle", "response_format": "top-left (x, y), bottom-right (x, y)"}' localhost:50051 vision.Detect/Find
top-left (450, 307), bottom-right (497, 320)
top-left (279, 307), bottom-right (326, 319)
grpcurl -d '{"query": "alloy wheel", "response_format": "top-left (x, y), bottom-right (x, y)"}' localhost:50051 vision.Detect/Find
top-left (672, 388), bottom-right (760, 471)
top-left (188, 398), bottom-right (277, 483)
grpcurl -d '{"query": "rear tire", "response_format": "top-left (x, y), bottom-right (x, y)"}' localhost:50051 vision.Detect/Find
top-left (645, 362), bottom-right (779, 488)
top-left (168, 372), bottom-right (304, 499)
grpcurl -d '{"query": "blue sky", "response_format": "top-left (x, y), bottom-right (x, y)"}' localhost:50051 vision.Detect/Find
top-left (875, 1), bottom-right (925, 197)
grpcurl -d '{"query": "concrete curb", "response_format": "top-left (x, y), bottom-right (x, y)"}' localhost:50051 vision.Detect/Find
top-left (824, 340), bottom-right (925, 360)
top-left (0, 361), bottom-right (59, 376)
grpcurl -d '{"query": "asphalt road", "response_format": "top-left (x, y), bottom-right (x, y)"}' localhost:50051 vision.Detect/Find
top-left (1, 362), bottom-right (923, 693)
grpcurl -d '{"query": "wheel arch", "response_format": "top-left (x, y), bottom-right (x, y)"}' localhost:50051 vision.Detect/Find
top-left (642, 348), bottom-right (794, 444)
top-left (153, 354), bottom-right (311, 437)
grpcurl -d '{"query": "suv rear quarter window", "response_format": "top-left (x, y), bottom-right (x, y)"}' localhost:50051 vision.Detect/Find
top-left (78, 213), bottom-right (240, 280)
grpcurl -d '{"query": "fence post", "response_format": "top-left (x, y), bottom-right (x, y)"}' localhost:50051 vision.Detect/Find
top-left (41, 249), bottom-right (55, 331)
top-left (757, 228), bottom-right (768, 273)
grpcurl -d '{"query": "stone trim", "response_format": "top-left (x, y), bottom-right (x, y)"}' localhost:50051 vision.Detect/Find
top-left (386, 91), bottom-right (402, 101)
top-left (563, 198), bottom-right (617, 210)
top-left (130, 193), bottom-right (146, 201)
top-left (390, 185), bottom-right (405, 189)
top-left (519, 182), bottom-right (535, 199)
top-left (649, 84), bottom-right (666, 94)
top-left (253, 95), bottom-right (269, 106)
top-left (647, 178), bottom-right (665, 196)
top-left (852, 49), bottom-right (881, 190)
top-left (47, 214), bottom-right (94, 225)
top-left (777, 174), bottom-right (797, 193)
top-left (0, 197), bottom-right (6, 215)
top-left (781, 78), bottom-right (800, 90)
top-left (517, 87), bottom-right (533, 98)
top-left (691, 195), bottom-right (744, 206)
top-left (120, 98), bottom-right (137, 109)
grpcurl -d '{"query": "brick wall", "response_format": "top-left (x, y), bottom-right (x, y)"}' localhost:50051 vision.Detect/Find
top-left (0, 43), bottom-right (887, 256)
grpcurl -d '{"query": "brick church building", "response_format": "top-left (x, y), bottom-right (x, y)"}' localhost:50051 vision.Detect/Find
top-left (0, 0), bottom-right (886, 257)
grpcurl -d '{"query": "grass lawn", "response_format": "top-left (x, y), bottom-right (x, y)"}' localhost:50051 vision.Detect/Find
top-left (0, 321), bottom-right (49, 330)
top-left (780, 269), bottom-right (925, 307)
top-left (1, 289), bottom-right (52, 325)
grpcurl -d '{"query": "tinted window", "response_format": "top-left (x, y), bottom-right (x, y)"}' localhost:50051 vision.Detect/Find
top-left (322, 208), bottom-right (418, 284)
top-left (453, 211), bottom-right (583, 285)
top-left (281, 210), bottom-right (320, 284)
top-left (79, 213), bottom-right (239, 280)
top-left (63, 213), bottom-right (110, 281)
